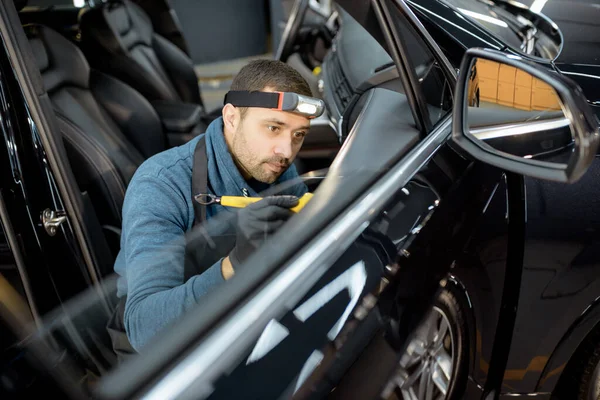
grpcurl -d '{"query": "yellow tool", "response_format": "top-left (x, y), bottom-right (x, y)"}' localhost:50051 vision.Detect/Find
top-left (194, 192), bottom-right (314, 213)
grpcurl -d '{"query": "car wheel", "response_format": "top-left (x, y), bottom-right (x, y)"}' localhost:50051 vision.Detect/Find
top-left (578, 340), bottom-right (600, 400)
top-left (383, 289), bottom-right (468, 400)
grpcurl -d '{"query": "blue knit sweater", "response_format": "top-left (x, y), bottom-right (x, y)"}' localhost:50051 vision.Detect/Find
top-left (113, 117), bottom-right (306, 350)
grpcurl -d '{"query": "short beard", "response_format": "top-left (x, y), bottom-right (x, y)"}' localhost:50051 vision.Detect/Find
top-left (232, 124), bottom-right (290, 184)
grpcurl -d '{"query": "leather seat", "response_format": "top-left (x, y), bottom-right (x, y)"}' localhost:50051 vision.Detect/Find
top-left (79, 0), bottom-right (208, 111)
top-left (23, 23), bottom-right (168, 253)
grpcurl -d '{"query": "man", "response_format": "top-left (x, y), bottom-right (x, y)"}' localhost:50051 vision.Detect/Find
top-left (107, 60), bottom-right (322, 357)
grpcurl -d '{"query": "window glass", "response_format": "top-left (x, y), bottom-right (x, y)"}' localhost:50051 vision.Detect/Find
top-left (384, 0), bottom-right (453, 126)
top-left (12, 166), bottom-right (444, 399)
top-left (7, 0), bottom-right (453, 396)
top-left (197, 178), bottom-right (440, 400)
top-left (443, 0), bottom-right (561, 60)
top-left (91, 172), bottom-right (439, 399)
top-left (444, 0), bottom-right (523, 49)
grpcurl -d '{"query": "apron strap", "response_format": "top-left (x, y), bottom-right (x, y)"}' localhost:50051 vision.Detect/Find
top-left (192, 135), bottom-right (208, 226)
top-left (185, 135), bottom-right (236, 279)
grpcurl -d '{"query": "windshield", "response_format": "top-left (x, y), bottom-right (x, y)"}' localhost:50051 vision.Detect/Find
top-left (446, 0), bottom-right (524, 49)
top-left (443, 0), bottom-right (562, 60)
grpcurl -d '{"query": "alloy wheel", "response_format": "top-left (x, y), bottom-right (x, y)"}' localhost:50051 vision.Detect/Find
top-left (391, 306), bottom-right (455, 400)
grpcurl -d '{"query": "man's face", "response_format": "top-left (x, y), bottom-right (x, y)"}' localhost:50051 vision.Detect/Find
top-left (230, 106), bottom-right (310, 184)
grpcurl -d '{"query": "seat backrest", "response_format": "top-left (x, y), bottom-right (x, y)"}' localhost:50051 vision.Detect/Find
top-left (23, 24), bottom-right (167, 232)
top-left (79, 0), bottom-right (202, 107)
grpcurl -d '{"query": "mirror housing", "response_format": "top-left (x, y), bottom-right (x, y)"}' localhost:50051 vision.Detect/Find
top-left (452, 48), bottom-right (599, 183)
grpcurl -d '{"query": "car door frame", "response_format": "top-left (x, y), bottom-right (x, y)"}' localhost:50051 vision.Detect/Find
top-left (0, 0), bottom-right (114, 316)
top-left (95, 1), bottom-right (516, 400)
top-left (375, 2), bottom-right (530, 399)
top-left (0, 0), bottom-right (114, 304)
top-left (364, 1), bottom-right (520, 398)
top-left (90, 1), bottom-right (477, 398)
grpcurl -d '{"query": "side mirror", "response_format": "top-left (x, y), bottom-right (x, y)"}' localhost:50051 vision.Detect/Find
top-left (452, 48), bottom-right (600, 183)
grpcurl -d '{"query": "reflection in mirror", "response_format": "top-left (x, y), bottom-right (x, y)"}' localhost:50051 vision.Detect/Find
top-left (466, 57), bottom-right (574, 163)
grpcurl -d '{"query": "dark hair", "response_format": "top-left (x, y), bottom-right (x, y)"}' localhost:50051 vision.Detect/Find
top-left (229, 59), bottom-right (312, 118)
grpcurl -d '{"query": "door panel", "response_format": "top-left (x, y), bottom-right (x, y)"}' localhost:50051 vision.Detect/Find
top-left (0, 39), bottom-right (91, 313)
top-left (180, 138), bottom-right (507, 400)
top-left (501, 156), bottom-right (600, 393)
top-left (451, 174), bottom-right (510, 387)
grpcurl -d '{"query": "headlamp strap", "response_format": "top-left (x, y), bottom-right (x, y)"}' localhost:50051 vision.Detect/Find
top-left (224, 91), bottom-right (283, 109)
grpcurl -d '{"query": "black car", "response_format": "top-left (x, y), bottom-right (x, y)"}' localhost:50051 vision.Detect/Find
top-left (1, 0), bottom-right (600, 400)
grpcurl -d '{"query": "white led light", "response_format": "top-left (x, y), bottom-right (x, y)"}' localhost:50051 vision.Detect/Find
top-left (297, 103), bottom-right (318, 115)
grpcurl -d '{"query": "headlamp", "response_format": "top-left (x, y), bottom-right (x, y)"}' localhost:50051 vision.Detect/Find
top-left (224, 90), bottom-right (325, 118)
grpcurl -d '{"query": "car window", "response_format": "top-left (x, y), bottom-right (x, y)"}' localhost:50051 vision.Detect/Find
top-left (442, 0), bottom-right (562, 60)
top-left (77, 160), bottom-right (446, 399)
top-left (443, 0), bottom-right (524, 49)
top-left (174, 179), bottom-right (440, 400)
top-left (384, 0), bottom-right (454, 127)
top-left (2, 0), bottom-right (458, 397)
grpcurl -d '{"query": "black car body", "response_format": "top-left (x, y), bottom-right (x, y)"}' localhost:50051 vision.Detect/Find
top-left (314, 1), bottom-right (600, 398)
top-left (0, 1), bottom-right (599, 400)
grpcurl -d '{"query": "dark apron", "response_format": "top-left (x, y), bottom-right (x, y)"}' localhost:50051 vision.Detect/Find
top-left (184, 136), bottom-right (237, 280)
top-left (107, 135), bottom-right (236, 361)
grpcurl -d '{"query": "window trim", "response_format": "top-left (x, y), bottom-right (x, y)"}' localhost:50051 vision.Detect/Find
top-left (374, 0), bottom-right (432, 134)
top-left (403, 0), bottom-right (458, 83)
top-left (373, 0), bottom-right (459, 136)
top-left (394, 0), bottom-right (460, 126)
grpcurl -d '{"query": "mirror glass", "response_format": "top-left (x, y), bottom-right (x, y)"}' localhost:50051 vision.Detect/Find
top-left (465, 57), bottom-right (574, 163)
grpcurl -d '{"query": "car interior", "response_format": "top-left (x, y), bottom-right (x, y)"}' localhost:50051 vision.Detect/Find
top-left (3, 0), bottom-right (454, 395)
top-left (16, 0), bottom-right (361, 265)
top-left (4, 0), bottom-right (345, 391)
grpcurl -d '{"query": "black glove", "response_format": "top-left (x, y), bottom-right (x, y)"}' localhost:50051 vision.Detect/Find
top-left (229, 195), bottom-right (299, 270)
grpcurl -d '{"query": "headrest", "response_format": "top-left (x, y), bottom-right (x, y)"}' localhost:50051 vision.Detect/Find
top-left (14, 0), bottom-right (27, 12)
top-left (80, 0), bottom-right (153, 54)
top-left (23, 24), bottom-right (90, 93)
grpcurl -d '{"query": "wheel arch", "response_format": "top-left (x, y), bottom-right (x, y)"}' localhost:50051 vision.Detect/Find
top-left (537, 296), bottom-right (600, 394)
top-left (445, 273), bottom-right (478, 378)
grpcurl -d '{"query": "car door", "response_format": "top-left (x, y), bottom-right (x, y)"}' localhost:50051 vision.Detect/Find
top-left (2, 0), bottom-right (593, 399)
top-left (0, 1), bottom-right (98, 318)
top-left (0, 0), bottom-right (124, 394)
top-left (84, 1), bottom-right (512, 399)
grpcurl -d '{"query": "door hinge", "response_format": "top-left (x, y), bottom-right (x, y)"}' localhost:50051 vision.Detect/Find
top-left (42, 208), bottom-right (67, 237)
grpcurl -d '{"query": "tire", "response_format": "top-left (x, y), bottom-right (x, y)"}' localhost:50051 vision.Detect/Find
top-left (578, 339), bottom-right (600, 400)
top-left (437, 289), bottom-right (469, 400)
top-left (382, 288), bottom-right (469, 400)
top-left (555, 327), bottom-right (600, 400)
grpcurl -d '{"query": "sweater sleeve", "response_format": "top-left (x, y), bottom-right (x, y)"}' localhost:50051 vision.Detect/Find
top-left (120, 174), bottom-right (224, 351)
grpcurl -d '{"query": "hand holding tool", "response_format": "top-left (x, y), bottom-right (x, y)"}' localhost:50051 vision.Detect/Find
top-left (194, 192), bottom-right (314, 213)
